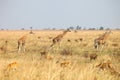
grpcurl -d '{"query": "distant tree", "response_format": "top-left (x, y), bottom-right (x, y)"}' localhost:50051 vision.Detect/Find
top-left (69, 26), bottom-right (74, 30)
top-left (52, 28), bottom-right (56, 30)
top-left (105, 28), bottom-right (111, 30)
top-left (76, 25), bottom-right (81, 30)
top-left (1, 28), bottom-right (4, 30)
top-left (115, 28), bottom-right (120, 30)
top-left (99, 26), bottom-right (104, 30)
top-left (83, 28), bottom-right (86, 30)
top-left (92, 28), bottom-right (96, 30)
top-left (30, 26), bottom-right (32, 30)
top-left (29, 26), bottom-right (34, 34)
top-left (21, 28), bottom-right (25, 30)
top-left (88, 28), bottom-right (96, 30)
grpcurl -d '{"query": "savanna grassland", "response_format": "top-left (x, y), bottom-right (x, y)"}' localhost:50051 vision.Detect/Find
top-left (0, 30), bottom-right (120, 80)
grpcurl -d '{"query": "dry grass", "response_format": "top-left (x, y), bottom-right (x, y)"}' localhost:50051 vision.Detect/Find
top-left (0, 30), bottom-right (119, 80)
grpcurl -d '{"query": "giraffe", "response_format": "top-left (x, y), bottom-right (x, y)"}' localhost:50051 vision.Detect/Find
top-left (18, 33), bottom-right (34, 53)
top-left (94, 30), bottom-right (112, 50)
top-left (50, 29), bottom-right (70, 48)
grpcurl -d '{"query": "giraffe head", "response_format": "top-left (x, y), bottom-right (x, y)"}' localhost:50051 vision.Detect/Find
top-left (105, 30), bottom-right (112, 34)
top-left (63, 29), bottom-right (71, 33)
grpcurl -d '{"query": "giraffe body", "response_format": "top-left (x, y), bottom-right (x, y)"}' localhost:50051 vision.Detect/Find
top-left (18, 34), bottom-right (28, 53)
top-left (94, 31), bottom-right (112, 50)
top-left (50, 29), bottom-right (70, 47)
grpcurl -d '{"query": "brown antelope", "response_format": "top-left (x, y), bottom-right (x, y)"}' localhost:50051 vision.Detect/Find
top-left (5, 62), bottom-right (18, 71)
top-left (50, 29), bottom-right (70, 48)
top-left (94, 30), bottom-right (112, 50)
top-left (56, 60), bottom-right (71, 68)
top-left (109, 68), bottom-right (120, 77)
top-left (67, 39), bottom-right (71, 42)
top-left (60, 61), bottom-right (70, 68)
top-left (45, 54), bottom-right (53, 60)
top-left (79, 38), bottom-right (83, 42)
top-left (40, 51), bottom-right (47, 56)
top-left (74, 39), bottom-right (78, 42)
top-left (90, 53), bottom-right (98, 61)
top-left (96, 60), bottom-right (114, 71)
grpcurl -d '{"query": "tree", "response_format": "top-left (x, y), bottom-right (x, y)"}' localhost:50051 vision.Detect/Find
top-left (69, 26), bottom-right (74, 30)
top-left (52, 28), bottom-right (56, 30)
top-left (76, 25), bottom-right (81, 30)
top-left (99, 26), bottom-right (104, 30)
top-left (1, 28), bottom-right (4, 30)
top-left (88, 28), bottom-right (96, 30)
top-left (30, 26), bottom-right (32, 30)
top-left (105, 28), bottom-right (110, 30)
top-left (21, 28), bottom-right (25, 30)
top-left (29, 26), bottom-right (34, 34)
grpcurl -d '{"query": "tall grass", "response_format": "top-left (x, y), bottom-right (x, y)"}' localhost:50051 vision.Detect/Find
top-left (0, 30), bottom-right (119, 80)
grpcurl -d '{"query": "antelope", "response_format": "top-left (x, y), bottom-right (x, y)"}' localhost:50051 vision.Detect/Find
top-left (67, 39), bottom-right (71, 42)
top-left (60, 61), bottom-right (70, 68)
top-left (50, 29), bottom-right (70, 48)
top-left (90, 53), bottom-right (98, 61)
top-left (96, 60), bottom-right (114, 71)
top-left (74, 39), bottom-right (78, 42)
top-left (94, 30), bottom-right (112, 50)
top-left (5, 62), bottom-right (18, 71)
top-left (40, 51), bottom-right (47, 56)
top-left (109, 68), bottom-right (120, 77)
top-left (56, 60), bottom-right (71, 68)
top-left (45, 54), bottom-right (53, 60)
top-left (79, 38), bottom-right (83, 42)
top-left (75, 38), bottom-right (83, 43)
top-left (37, 36), bottom-right (41, 39)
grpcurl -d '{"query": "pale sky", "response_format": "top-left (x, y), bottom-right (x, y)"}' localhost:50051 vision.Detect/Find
top-left (0, 0), bottom-right (120, 30)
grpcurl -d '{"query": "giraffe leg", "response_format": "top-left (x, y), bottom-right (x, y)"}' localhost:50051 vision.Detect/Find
top-left (22, 43), bottom-right (25, 52)
top-left (23, 46), bottom-right (25, 52)
top-left (96, 45), bottom-right (99, 51)
top-left (18, 45), bottom-right (21, 53)
top-left (59, 42), bottom-right (61, 49)
top-left (100, 43), bottom-right (106, 51)
top-left (95, 43), bottom-right (99, 51)
top-left (18, 41), bottom-right (21, 53)
top-left (94, 43), bottom-right (97, 49)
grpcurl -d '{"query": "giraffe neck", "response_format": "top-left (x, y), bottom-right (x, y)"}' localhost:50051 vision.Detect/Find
top-left (54, 30), bottom-right (69, 40)
top-left (22, 34), bottom-right (28, 39)
top-left (19, 34), bottom-right (29, 41)
top-left (62, 31), bottom-right (68, 36)
top-left (103, 31), bottom-right (111, 39)
top-left (98, 31), bottom-right (110, 40)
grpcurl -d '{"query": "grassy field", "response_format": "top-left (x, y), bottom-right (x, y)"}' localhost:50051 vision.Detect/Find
top-left (0, 30), bottom-right (120, 80)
